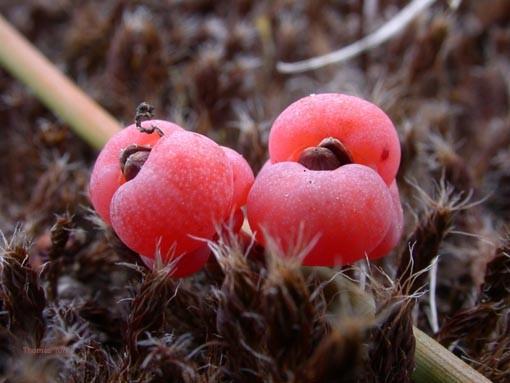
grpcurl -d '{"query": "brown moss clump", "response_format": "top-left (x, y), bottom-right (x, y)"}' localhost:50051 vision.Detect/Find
top-left (1, 0), bottom-right (510, 381)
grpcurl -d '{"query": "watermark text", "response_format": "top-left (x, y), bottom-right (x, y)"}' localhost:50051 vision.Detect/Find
top-left (23, 346), bottom-right (69, 355)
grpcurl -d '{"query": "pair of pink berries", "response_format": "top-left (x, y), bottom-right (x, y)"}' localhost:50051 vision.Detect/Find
top-left (89, 94), bottom-right (403, 277)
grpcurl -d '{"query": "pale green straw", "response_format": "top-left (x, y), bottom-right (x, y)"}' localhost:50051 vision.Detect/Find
top-left (0, 14), bottom-right (121, 149)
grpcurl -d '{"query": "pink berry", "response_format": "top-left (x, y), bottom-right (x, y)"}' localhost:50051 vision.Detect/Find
top-left (109, 130), bottom-right (233, 260)
top-left (258, 159), bottom-right (273, 175)
top-left (218, 147), bottom-right (254, 234)
top-left (89, 121), bottom-right (257, 277)
top-left (221, 146), bottom-right (254, 210)
top-left (89, 120), bottom-right (236, 277)
top-left (369, 180), bottom-right (403, 259)
top-left (89, 120), bottom-right (182, 224)
top-left (247, 162), bottom-right (393, 266)
top-left (247, 93), bottom-right (403, 266)
top-left (269, 94), bottom-right (400, 185)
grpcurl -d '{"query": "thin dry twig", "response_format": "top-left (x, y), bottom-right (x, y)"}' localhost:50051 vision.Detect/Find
top-left (277, 0), bottom-right (437, 74)
top-left (428, 258), bottom-right (439, 333)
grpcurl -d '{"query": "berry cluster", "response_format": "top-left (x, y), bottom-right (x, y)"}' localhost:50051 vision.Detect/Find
top-left (89, 94), bottom-right (402, 276)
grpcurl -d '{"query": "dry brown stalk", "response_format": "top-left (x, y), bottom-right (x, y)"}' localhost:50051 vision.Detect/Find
top-left (104, 227), bottom-right (144, 267)
top-left (46, 213), bottom-right (73, 302)
top-left (366, 298), bottom-right (416, 383)
top-left (476, 320), bottom-right (510, 383)
top-left (480, 238), bottom-right (510, 304)
top-left (263, 262), bottom-right (328, 374)
top-left (397, 181), bottom-right (471, 293)
top-left (436, 302), bottom-right (502, 345)
top-left (78, 300), bottom-right (123, 346)
top-left (124, 268), bottom-right (177, 362)
top-left (298, 326), bottom-right (362, 383)
top-left (0, 230), bottom-right (46, 347)
top-left (437, 236), bottom-right (510, 363)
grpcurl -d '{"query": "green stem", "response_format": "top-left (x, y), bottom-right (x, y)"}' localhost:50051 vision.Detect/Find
top-left (0, 14), bottom-right (120, 149)
top-left (413, 327), bottom-right (492, 383)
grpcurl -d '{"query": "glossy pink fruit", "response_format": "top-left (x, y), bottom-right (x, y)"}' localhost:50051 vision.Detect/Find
top-left (109, 130), bottom-right (233, 260)
top-left (247, 162), bottom-right (393, 266)
top-left (269, 93), bottom-right (400, 185)
top-left (89, 120), bottom-right (182, 224)
top-left (89, 119), bottom-right (256, 277)
top-left (247, 93), bottom-right (403, 266)
top-left (89, 120), bottom-right (237, 277)
top-left (221, 146), bottom-right (254, 210)
top-left (221, 146), bottom-right (254, 235)
top-left (369, 181), bottom-right (403, 259)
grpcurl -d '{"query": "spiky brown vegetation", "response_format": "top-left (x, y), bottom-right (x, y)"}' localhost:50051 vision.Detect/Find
top-left (1, 0), bottom-right (510, 381)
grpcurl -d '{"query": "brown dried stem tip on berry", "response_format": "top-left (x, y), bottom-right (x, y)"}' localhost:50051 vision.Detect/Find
top-left (135, 102), bottom-right (164, 136)
top-left (120, 144), bottom-right (151, 181)
top-left (298, 137), bottom-right (353, 171)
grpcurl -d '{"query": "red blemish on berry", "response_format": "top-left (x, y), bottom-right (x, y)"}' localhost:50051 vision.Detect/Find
top-left (381, 148), bottom-right (389, 161)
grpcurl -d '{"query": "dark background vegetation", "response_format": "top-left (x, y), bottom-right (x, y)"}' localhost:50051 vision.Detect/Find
top-left (0, 1), bottom-right (509, 382)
